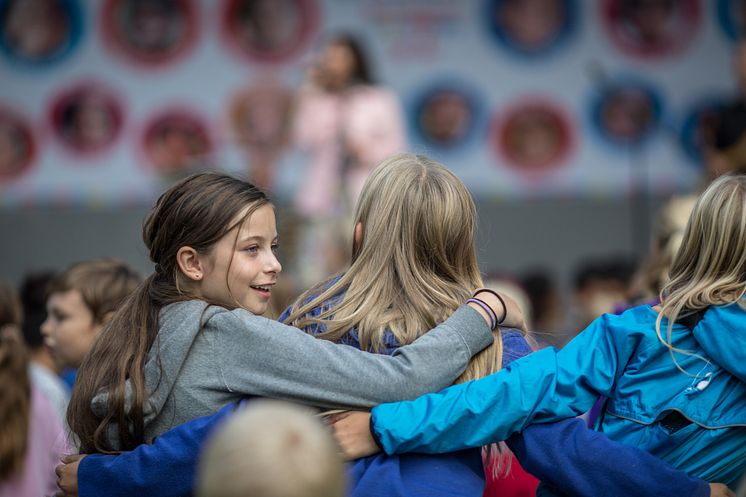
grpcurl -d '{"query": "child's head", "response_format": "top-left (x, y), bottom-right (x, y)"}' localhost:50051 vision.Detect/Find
top-left (196, 400), bottom-right (346, 497)
top-left (41, 259), bottom-right (140, 369)
top-left (629, 195), bottom-right (696, 302)
top-left (572, 257), bottom-right (637, 329)
top-left (143, 172), bottom-right (280, 314)
top-left (19, 271), bottom-right (55, 353)
top-left (287, 153), bottom-right (502, 383)
top-left (351, 153), bottom-right (480, 278)
top-left (663, 174), bottom-right (746, 311)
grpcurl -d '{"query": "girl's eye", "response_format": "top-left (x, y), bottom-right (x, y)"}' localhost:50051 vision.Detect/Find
top-left (245, 245), bottom-right (259, 254)
top-left (271, 243), bottom-right (279, 253)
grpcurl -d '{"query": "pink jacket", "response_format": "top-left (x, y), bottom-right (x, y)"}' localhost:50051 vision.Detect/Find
top-left (292, 84), bottom-right (407, 216)
top-left (0, 386), bottom-right (70, 497)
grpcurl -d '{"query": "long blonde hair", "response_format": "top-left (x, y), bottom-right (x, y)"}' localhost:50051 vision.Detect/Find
top-left (657, 174), bottom-right (746, 371)
top-left (285, 153), bottom-right (504, 383)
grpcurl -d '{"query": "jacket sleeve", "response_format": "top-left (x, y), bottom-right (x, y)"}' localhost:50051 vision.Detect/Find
top-left (78, 403), bottom-right (236, 497)
top-left (508, 418), bottom-right (710, 497)
top-left (214, 305), bottom-right (493, 409)
top-left (370, 313), bottom-right (640, 454)
top-left (492, 328), bottom-right (711, 497)
top-left (692, 302), bottom-right (746, 382)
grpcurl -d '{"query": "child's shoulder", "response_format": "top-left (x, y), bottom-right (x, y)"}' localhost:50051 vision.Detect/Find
top-left (693, 300), bottom-right (746, 340)
top-left (500, 328), bottom-right (532, 366)
top-left (162, 300), bottom-right (272, 330)
top-left (598, 304), bottom-right (659, 333)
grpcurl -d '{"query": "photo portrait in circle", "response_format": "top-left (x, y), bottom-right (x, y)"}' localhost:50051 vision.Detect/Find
top-left (717, 0), bottom-right (746, 42)
top-left (484, 0), bottom-right (577, 58)
top-left (50, 83), bottom-right (124, 155)
top-left (221, 0), bottom-right (318, 63)
top-left (142, 109), bottom-right (211, 176)
top-left (591, 79), bottom-right (663, 149)
top-left (679, 99), bottom-right (728, 166)
top-left (101, 0), bottom-right (197, 66)
top-left (0, 0), bottom-right (83, 66)
top-left (493, 99), bottom-right (574, 172)
top-left (229, 82), bottom-right (293, 188)
top-left (0, 106), bottom-right (36, 182)
top-left (413, 84), bottom-right (481, 151)
top-left (601, 0), bottom-right (701, 59)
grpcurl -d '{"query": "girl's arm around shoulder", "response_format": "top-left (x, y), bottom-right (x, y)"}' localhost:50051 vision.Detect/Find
top-left (368, 312), bottom-right (643, 455)
top-left (207, 305), bottom-right (493, 409)
top-left (76, 403), bottom-right (238, 497)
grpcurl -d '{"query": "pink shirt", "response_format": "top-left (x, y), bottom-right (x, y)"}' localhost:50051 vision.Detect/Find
top-left (292, 84), bottom-right (407, 216)
top-left (0, 387), bottom-right (70, 497)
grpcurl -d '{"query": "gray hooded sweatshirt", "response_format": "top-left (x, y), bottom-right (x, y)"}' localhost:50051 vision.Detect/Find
top-left (91, 300), bottom-right (492, 447)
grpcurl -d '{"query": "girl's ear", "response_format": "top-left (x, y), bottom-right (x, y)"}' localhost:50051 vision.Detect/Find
top-left (176, 246), bottom-right (205, 282)
top-left (98, 311), bottom-right (115, 326)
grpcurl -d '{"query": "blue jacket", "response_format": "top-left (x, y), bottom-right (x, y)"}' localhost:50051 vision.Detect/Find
top-left (370, 303), bottom-right (746, 487)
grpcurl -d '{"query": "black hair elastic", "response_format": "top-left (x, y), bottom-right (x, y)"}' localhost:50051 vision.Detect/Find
top-left (473, 288), bottom-right (507, 325)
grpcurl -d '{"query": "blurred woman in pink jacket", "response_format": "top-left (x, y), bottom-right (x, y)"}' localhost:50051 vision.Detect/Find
top-left (292, 34), bottom-right (406, 286)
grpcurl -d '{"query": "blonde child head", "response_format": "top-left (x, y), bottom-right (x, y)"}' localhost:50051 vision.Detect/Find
top-left (287, 153), bottom-right (503, 383)
top-left (659, 174), bottom-right (746, 359)
top-left (196, 400), bottom-right (345, 497)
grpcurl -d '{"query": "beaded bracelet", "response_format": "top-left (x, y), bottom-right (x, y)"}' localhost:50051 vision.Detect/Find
top-left (466, 297), bottom-right (497, 330)
top-left (473, 288), bottom-right (507, 325)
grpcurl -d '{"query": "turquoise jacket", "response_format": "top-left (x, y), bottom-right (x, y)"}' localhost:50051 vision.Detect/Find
top-left (371, 303), bottom-right (746, 487)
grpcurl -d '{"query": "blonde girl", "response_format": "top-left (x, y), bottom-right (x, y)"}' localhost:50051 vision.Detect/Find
top-left (284, 152), bottom-right (504, 383)
top-left (334, 174), bottom-right (746, 492)
top-left (279, 153), bottom-right (516, 495)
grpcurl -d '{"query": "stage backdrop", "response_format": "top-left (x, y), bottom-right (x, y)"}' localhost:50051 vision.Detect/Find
top-left (0, 0), bottom-right (740, 207)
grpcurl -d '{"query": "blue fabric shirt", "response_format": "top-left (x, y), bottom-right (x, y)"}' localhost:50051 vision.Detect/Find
top-left (77, 303), bottom-right (710, 497)
top-left (371, 303), bottom-right (746, 487)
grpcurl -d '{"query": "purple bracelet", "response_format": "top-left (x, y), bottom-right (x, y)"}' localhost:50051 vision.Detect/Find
top-left (467, 297), bottom-right (497, 330)
top-left (474, 288), bottom-right (507, 324)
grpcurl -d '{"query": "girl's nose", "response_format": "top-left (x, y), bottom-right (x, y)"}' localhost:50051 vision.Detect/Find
top-left (267, 253), bottom-right (282, 274)
top-left (40, 317), bottom-right (52, 337)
